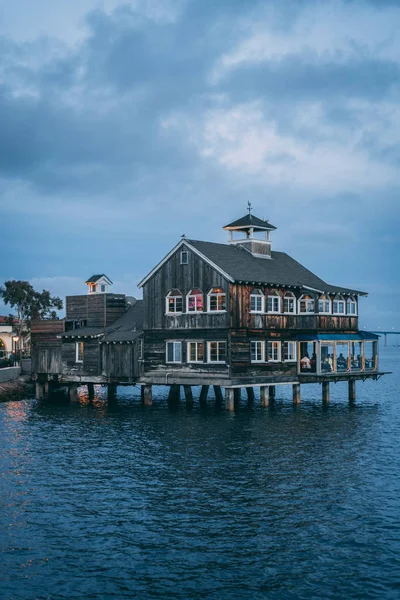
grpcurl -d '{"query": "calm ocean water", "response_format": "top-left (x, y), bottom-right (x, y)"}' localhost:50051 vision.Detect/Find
top-left (1, 347), bottom-right (399, 600)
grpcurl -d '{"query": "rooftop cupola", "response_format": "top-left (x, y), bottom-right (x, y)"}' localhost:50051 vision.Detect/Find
top-left (85, 274), bottom-right (113, 294)
top-left (223, 204), bottom-right (277, 258)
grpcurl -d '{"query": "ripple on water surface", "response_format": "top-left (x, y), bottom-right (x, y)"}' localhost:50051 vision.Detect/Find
top-left (0, 349), bottom-right (400, 599)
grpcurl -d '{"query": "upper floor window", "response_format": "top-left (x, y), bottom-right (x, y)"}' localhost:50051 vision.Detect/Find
top-left (207, 341), bottom-right (226, 363)
top-left (267, 291), bottom-right (281, 313)
top-left (166, 341), bottom-right (182, 363)
top-left (333, 296), bottom-right (346, 315)
top-left (187, 289), bottom-right (204, 312)
top-left (187, 341), bottom-right (204, 363)
top-left (89, 283), bottom-right (97, 293)
top-left (299, 294), bottom-right (315, 313)
top-left (347, 297), bottom-right (357, 315)
top-left (166, 289), bottom-right (183, 314)
top-left (318, 295), bottom-right (331, 314)
top-left (282, 341), bottom-right (296, 362)
top-left (180, 251), bottom-right (188, 265)
top-left (75, 341), bottom-right (84, 363)
top-left (267, 340), bottom-right (281, 362)
top-left (250, 289), bottom-right (264, 313)
top-left (208, 287), bottom-right (226, 312)
top-left (250, 340), bottom-right (264, 362)
top-left (283, 292), bottom-right (296, 314)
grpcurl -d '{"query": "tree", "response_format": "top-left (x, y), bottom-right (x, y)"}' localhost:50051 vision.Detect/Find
top-left (0, 280), bottom-right (63, 353)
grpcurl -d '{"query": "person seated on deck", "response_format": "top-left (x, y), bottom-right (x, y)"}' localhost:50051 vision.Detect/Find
top-left (310, 353), bottom-right (317, 373)
top-left (322, 357), bottom-right (332, 372)
top-left (300, 354), bottom-right (311, 371)
top-left (337, 353), bottom-right (347, 370)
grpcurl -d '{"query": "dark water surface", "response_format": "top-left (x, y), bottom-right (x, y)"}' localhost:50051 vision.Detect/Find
top-left (1, 348), bottom-right (400, 599)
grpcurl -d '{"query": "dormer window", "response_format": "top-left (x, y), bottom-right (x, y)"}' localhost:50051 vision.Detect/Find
top-left (90, 283), bottom-right (97, 293)
top-left (283, 292), bottom-right (296, 314)
top-left (299, 294), bottom-right (315, 313)
top-left (208, 288), bottom-right (226, 312)
top-left (166, 290), bottom-right (183, 314)
top-left (318, 295), bottom-right (331, 314)
top-left (333, 296), bottom-right (346, 315)
top-left (250, 289), bottom-right (264, 313)
top-left (180, 251), bottom-right (188, 265)
top-left (267, 291), bottom-right (280, 313)
top-left (347, 297), bottom-right (357, 315)
top-left (187, 289), bottom-right (203, 312)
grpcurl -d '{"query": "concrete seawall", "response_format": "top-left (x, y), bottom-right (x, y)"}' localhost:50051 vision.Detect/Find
top-left (0, 367), bottom-right (22, 383)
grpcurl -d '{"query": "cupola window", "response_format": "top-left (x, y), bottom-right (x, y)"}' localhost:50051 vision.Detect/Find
top-left (187, 289), bottom-right (204, 312)
top-left (250, 289), bottom-right (264, 313)
top-left (283, 292), bottom-right (296, 314)
top-left (208, 288), bottom-right (226, 312)
top-left (166, 290), bottom-right (183, 314)
top-left (299, 294), bottom-right (315, 313)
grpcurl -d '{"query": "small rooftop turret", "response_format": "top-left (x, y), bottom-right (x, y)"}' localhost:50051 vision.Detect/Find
top-left (223, 203), bottom-right (276, 258)
top-left (85, 274), bottom-right (113, 294)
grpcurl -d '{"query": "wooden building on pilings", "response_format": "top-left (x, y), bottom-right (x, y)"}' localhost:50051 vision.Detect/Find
top-left (32, 212), bottom-right (387, 408)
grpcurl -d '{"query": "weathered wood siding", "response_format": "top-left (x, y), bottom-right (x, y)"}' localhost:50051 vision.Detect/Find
top-left (101, 341), bottom-right (141, 380)
top-left (66, 294), bottom-right (126, 328)
top-left (230, 285), bottom-right (358, 332)
top-left (31, 320), bottom-right (64, 374)
top-left (61, 339), bottom-right (101, 377)
top-left (143, 245), bottom-right (229, 330)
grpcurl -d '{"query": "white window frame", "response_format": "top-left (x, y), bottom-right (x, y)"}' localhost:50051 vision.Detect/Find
top-left (250, 290), bottom-right (264, 313)
top-left (207, 341), bottom-right (227, 364)
top-left (267, 294), bottom-right (281, 314)
top-left (267, 341), bottom-right (281, 362)
top-left (347, 298), bottom-right (357, 316)
top-left (283, 341), bottom-right (297, 362)
top-left (207, 288), bottom-right (227, 313)
top-left (186, 289), bottom-right (204, 313)
top-left (332, 296), bottom-right (346, 315)
top-left (187, 341), bottom-right (204, 363)
top-left (299, 294), bottom-right (315, 314)
top-left (166, 341), bottom-right (182, 363)
top-left (250, 340), bottom-right (265, 363)
top-left (166, 291), bottom-right (183, 314)
top-left (180, 251), bottom-right (188, 265)
top-left (283, 293), bottom-right (296, 314)
top-left (75, 341), bottom-right (84, 363)
top-left (318, 296), bottom-right (331, 314)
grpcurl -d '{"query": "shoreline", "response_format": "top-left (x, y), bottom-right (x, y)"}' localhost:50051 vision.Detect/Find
top-left (0, 375), bottom-right (34, 402)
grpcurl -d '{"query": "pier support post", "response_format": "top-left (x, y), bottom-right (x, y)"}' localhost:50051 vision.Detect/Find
top-left (199, 385), bottom-right (209, 408)
top-left (269, 386), bottom-right (276, 402)
top-left (348, 379), bottom-right (356, 403)
top-left (141, 385), bottom-right (145, 403)
top-left (322, 381), bottom-right (330, 404)
top-left (246, 387), bottom-right (255, 405)
top-left (213, 385), bottom-right (223, 405)
top-left (143, 385), bottom-right (153, 406)
top-left (35, 382), bottom-right (44, 400)
top-left (184, 385), bottom-right (193, 408)
top-left (168, 384), bottom-right (180, 404)
top-left (44, 381), bottom-right (49, 397)
top-left (69, 383), bottom-right (79, 403)
top-left (87, 383), bottom-right (95, 399)
top-left (260, 386), bottom-right (269, 407)
top-left (234, 388), bottom-right (241, 406)
top-left (107, 384), bottom-right (117, 402)
top-left (292, 383), bottom-right (301, 405)
top-left (225, 388), bottom-right (235, 411)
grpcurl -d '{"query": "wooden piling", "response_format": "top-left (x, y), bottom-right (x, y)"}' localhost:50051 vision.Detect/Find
top-left (168, 384), bottom-right (180, 404)
top-left (234, 388), bottom-right (241, 405)
top-left (269, 386), bottom-right (276, 402)
top-left (87, 383), bottom-right (95, 399)
top-left (260, 386), bottom-right (269, 407)
top-left (143, 384), bottom-right (153, 406)
top-left (213, 385), bottom-right (224, 405)
top-left (184, 385), bottom-right (193, 408)
top-left (292, 383), bottom-right (301, 405)
top-left (199, 385), bottom-right (209, 407)
top-left (348, 379), bottom-right (356, 403)
top-left (35, 382), bottom-right (44, 400)
top-left (322, 381), bottom-right (330, 404)
top-left (107, 384), bottom-right (117, 402)
top-left (246, 387), bottom-right (255, 404)
top-left (225, 388), bottom-right (235, 411)
top-left (69, 383), bottom-right (79, 403)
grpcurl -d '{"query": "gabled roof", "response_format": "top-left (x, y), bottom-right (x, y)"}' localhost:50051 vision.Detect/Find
top-left (138, 238), bottom-right (366, 295)
top-left (85, 274), bottom-right (113, 284)
top-left (223, 213), bottom-right (277, 231)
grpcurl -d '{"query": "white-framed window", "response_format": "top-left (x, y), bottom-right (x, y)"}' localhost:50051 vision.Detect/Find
top-left (166, 290), bottom-right (183, 314)
top-left (75, 341), bottom-right (84, 363)
top-left (187, 289), bottom-right (204, 312)
top-left (138, 338), bottom-right (143, 360)
top-left (333, 296), bottom-right (346, 315)
top-left (166, 341), bottom-right (182, 363)
top-left (299, 294), bottom-right (315, 313)
top-left (187, 341), bottom-right (204, 363)
top-left (282, 341), bottom-right (296, 362)
top-left (347, 297), bottom-right (357, 315)
top-left (100, 284), bottom-right (106, 292)
top-left (180, 251), bottom-right (188, 265)
top-left (267, 341), bottom-right (281, 362)
top-left (207, 341), bottom-right (227, 363)
top-left (250, 289), bottom-right (264, 313)
top-left (318, 295), bottom-right (331, 314)
top-left (283, 292), bottom-right (296, 314)
top-left (250, 340), bottom-right (264, 362)
top-left (267, 292), bottom-right (281, 313)
top-left (89, 283), bottom-right (96, 293)
top-left (208, 287), bottom-right (226, 312)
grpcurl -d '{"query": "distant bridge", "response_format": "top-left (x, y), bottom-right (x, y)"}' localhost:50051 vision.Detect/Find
top-left (370, 331), bottom-right (400, 347)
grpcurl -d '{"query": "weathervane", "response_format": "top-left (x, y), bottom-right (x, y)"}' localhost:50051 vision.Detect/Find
top-left (247, 201), bottom-right (252, 215)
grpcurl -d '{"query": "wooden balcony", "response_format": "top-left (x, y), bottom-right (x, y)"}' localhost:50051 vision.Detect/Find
top-left (247, 314), bottom-right (358, 332)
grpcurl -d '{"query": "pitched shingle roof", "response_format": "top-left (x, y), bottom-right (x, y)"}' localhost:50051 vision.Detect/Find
top-left (102, 301), bottom-right (144, 342)
top-left (85, 274), bottom-right (113, 284)
top-left (187, 240), bottom-right (366, 295)
top-left (223, 214), bottom-right (277, 231)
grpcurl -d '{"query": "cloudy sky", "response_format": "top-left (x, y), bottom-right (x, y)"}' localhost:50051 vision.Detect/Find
top-left (0, 0), bottom-right (399, 330)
